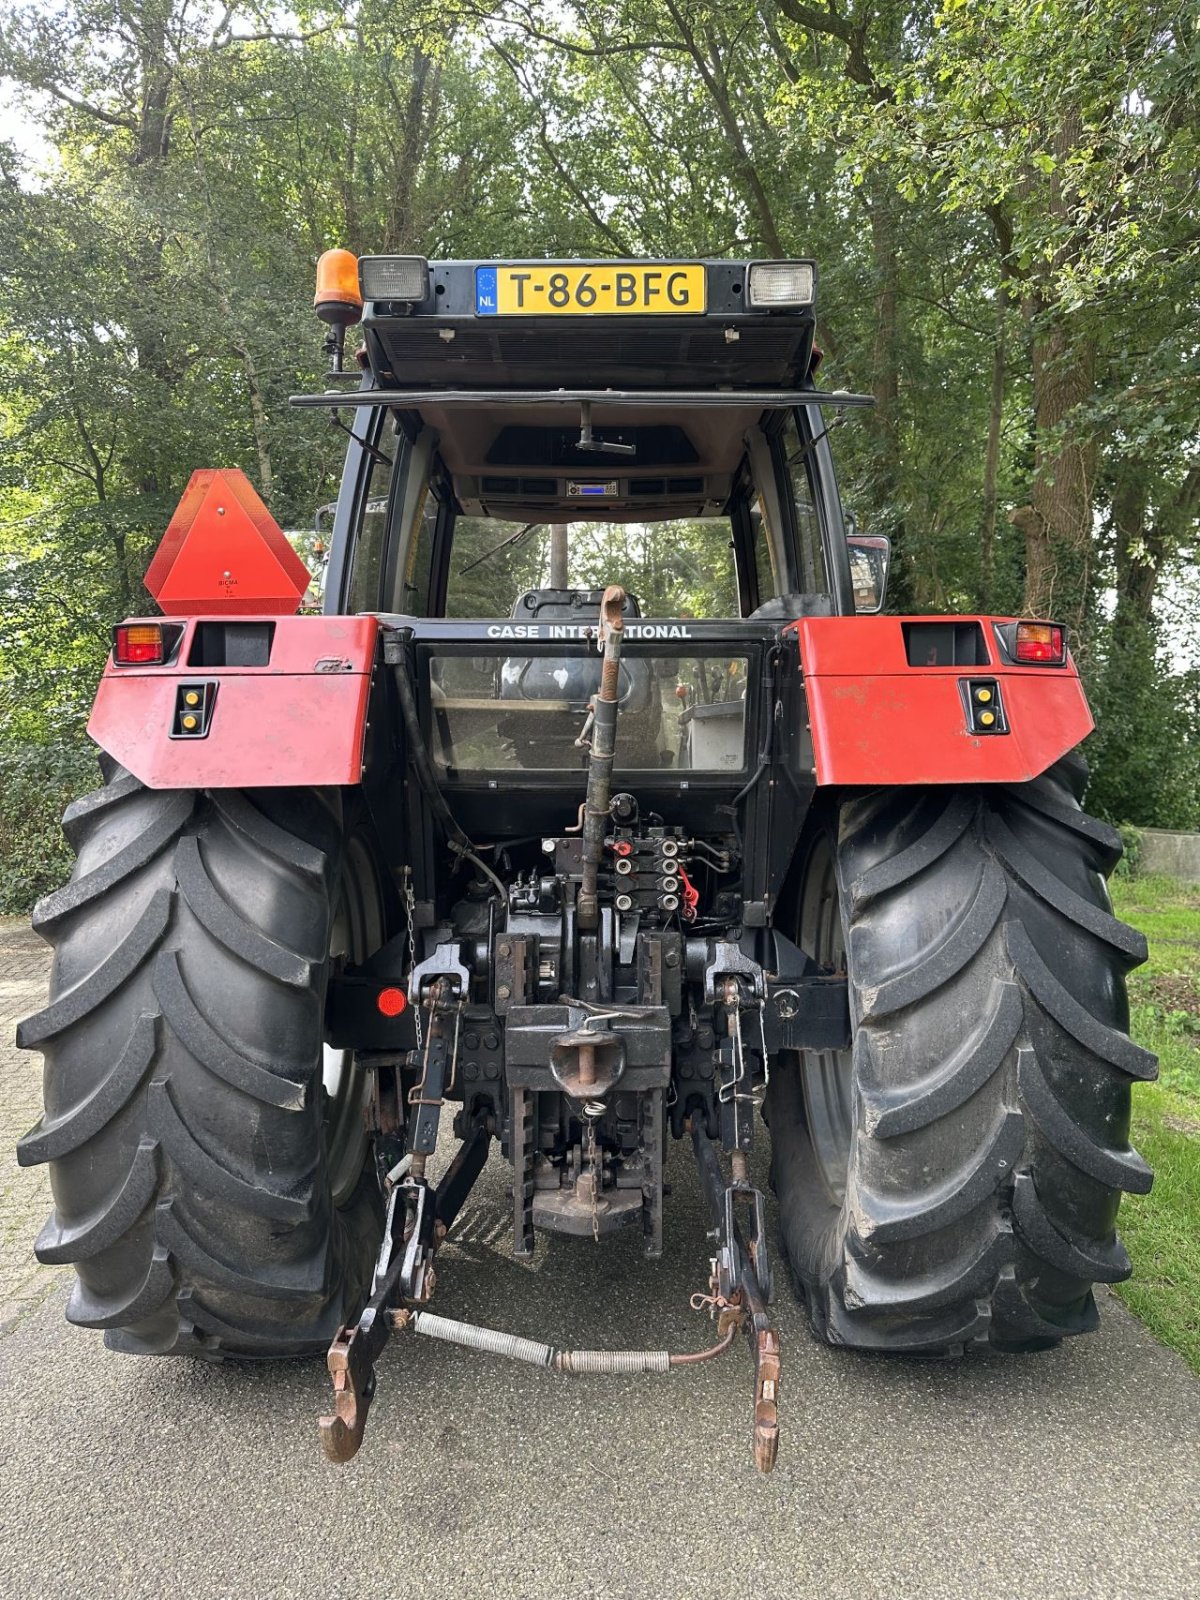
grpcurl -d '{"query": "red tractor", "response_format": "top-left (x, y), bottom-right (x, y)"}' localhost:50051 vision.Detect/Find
top-left (18, 253), bottom-right (1155, 1472)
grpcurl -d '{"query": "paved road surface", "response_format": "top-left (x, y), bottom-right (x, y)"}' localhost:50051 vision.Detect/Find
top-left (2, 917), bottom-right (1197, 1600)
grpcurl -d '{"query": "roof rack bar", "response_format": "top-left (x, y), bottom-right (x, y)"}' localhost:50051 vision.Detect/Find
top-left (289, 387), bottom-right (875, 411)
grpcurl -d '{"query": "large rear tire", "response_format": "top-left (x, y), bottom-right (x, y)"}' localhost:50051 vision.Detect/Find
top-left (17, 760), bottom-right (383, 1357)
top-left (767, 755), bottom-right (1156, 1354)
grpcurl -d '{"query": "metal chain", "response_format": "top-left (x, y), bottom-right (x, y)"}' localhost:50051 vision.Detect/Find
top-left (403, 866), bottom-right (422, 1050)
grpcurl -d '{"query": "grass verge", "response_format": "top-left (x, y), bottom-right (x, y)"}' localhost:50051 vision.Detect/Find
top-left (1109, 873), bottom-right (1200, 1373)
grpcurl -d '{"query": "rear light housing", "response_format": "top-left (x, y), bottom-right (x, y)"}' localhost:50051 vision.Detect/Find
top-left (1014, 622), bottom-right (1066, 664)
top-left (113, 622), bottom-right (182, 666)
top-left (994, 620), bottom-right (1067, 666)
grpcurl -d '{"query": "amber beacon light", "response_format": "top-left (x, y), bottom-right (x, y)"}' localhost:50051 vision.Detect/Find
top-left (315, 249), bottom-right (363, 323)
top-left (314, 248), bottom-right (363, 374)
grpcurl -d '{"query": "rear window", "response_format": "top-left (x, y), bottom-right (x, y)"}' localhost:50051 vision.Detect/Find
top-left (428, 649), bottom-right (748, 775)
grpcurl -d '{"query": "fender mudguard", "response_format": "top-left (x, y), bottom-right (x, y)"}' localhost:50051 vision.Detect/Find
top-left (790, 616), bottom-right (1093, 787)
top-left (88, 615), bottom-right (378, 789)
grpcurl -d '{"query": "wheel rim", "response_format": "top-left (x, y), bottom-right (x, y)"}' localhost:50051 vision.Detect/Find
top-left (797, 835), bottom-right (854, 1206)
top-left (323, 836), bottom-right (381, 1208)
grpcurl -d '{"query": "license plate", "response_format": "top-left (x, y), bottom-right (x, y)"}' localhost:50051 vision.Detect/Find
top-left (475, 263), bottom-right (706, 316)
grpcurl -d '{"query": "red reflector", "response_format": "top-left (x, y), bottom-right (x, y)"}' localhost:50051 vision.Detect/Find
top-left (114, 624), bottom-right (165, 665)
top-left (1014, 622), bottom-right (1065, 664)
top-left (376, 986), bottom-right (407, 1018)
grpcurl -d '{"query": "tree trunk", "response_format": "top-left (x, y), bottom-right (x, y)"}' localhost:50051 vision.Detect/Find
top-left (1106, 461), bottom-right (1200, 650)
top-left (1111, 472), bottom-right (1155, 632)
top-left (665, 0), bottom-right (785, 257)
top-left (234, 339), bottom-right (274, 504)
top-left (979, 296), bottom-right (1007, 609)
top-left (866, 179), bottom-right (909, 607)
top-left (1020, 305), bottom-right (1097, 635)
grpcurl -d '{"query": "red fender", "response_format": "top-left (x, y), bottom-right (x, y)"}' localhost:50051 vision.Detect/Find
top-left (88, 616), bottom-right (378, 790)
top-left (790, 616), bottom-right (1093, 787)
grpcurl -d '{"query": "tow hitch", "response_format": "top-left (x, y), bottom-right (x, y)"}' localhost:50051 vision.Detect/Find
top-left (319, 1116), bottom-right (780, 1473)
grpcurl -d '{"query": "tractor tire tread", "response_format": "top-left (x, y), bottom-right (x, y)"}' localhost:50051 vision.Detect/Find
top-left (769, 757), bottom-right (1155, 1356)
top-left (17, 764), bottom-right (378, 1358)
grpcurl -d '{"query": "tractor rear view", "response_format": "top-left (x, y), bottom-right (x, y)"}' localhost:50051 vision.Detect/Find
top-left (17, 254), bottom-right (1155, 1472)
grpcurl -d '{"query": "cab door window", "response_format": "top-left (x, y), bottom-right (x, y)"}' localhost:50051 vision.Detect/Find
top-left (396, 483), bottom-right (440, 617)
top-left (780, 415), bottom-right (828, 595)
top-left (348, 453), bottom-right (393, 613)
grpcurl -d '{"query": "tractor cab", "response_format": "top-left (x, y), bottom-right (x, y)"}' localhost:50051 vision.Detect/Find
top-left (309, 255), bottom-right (873, 635)
top-left (303, 255), bottom-right (878, 856)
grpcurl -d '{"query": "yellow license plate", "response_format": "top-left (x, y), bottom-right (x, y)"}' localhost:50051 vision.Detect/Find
top-left (478, 263), bottom-right (706, 316)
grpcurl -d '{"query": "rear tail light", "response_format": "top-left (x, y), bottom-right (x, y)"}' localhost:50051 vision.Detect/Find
top-left (1014, 621), bottom-right (1065, 664)
top-left (113, 623), bottom-right (181, 665)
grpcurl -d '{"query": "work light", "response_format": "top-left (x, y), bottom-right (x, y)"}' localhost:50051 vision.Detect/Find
top-left (359, 256), bottom-right (429, 302)
top-left (746, 261), bottom-right (816, 308)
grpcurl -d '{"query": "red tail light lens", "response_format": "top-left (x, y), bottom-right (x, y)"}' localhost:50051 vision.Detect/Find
top-left (376, 986), bottom-right (407, 1017)
top-left (1014, 622), bottom-right (1065, 664)
top-left (114, 623), bottom-right (165, 665)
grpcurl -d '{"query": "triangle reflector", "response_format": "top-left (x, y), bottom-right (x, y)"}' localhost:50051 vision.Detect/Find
top-left (144, 469), bottom-right (312, 616)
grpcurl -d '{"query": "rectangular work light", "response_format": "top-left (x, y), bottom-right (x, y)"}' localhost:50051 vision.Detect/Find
top-left (747, 261), bottom-right (816, 308)
top-left (359, 256), bottom-right (429, 302)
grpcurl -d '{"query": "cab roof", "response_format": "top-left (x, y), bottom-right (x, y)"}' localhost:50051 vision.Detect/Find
top-left (359, 259), bottom-right (819, 392)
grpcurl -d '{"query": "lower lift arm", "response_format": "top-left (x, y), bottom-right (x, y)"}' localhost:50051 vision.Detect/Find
top-left (319, 1113), bottom-right (780, 1473)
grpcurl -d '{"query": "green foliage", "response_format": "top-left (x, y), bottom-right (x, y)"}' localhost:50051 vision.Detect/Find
top-left (1084, 628), bottom-right (1200, 832)
top-left (1115, 1091), bottom-right (1200, 1375)
top-left (0, 736), bottom-right (97, 914)
top-left (0, 0), bottom-right (1197, 908)
top-left (1113, 823), bottom-right (1144, 879)
top-left (1109, 872), bottom-right (1200, 1371)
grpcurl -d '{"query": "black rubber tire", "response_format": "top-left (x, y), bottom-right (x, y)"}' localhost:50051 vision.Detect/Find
top-left (16, 759), bottom-right (383, 1358)
top-left (767, 754), bottom-right (1157, 1354)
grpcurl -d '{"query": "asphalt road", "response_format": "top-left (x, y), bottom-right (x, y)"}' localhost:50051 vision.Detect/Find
top-left (3, 919), bottom-right (1198, 1600)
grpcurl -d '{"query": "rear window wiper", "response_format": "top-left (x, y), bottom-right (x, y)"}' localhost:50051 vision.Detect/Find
top-left (457, 523), bottom-right (542, 576)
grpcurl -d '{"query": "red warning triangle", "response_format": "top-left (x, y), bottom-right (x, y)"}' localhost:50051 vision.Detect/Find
top-left (144, 469), bottom-right (312, 616)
